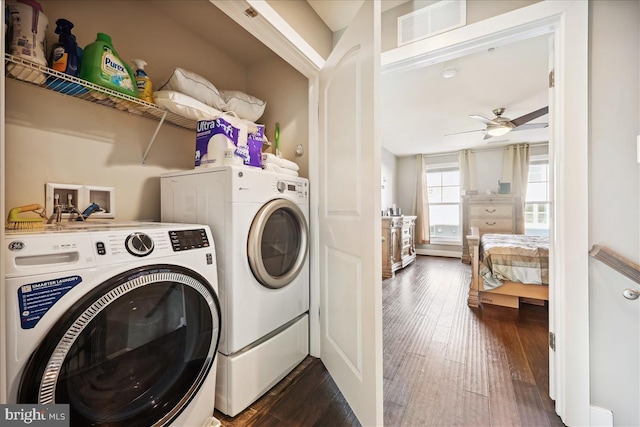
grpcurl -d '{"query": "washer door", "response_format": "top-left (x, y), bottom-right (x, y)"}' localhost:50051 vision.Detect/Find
top-left (18, 264), bottom-right (221, 427)
top-left (247, 198), bottom-right (308, 289)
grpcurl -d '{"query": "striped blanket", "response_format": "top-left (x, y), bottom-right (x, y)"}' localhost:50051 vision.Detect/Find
top-left (479, 234), bottom-right (549, 290)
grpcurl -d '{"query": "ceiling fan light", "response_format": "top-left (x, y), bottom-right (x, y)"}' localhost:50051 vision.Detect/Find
top-left (487, 126), bottom-right (511, 137)
top-left (442, 66), bottom-right (458, 79)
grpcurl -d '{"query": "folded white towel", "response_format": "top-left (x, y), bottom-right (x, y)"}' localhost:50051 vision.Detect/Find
top-left (262, 152), bottom-right (279, 164)
top-left (262, 153), bottom-right (300, 172)
top-left (279, 157), bottom-right (300, 172)
top-left (263, 163), bottom-right (299, 177)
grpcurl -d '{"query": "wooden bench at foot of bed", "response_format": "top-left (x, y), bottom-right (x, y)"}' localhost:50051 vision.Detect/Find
top-left (467, 227), bottom-right (549, 309)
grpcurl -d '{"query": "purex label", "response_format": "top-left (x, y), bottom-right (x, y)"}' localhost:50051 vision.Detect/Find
top-left (18, 276), bottom-right (83, 329)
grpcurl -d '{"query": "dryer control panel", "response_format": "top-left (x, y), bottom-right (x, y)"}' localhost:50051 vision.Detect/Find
top-left (170, 228), bottom-right (210, 252)
top-left (273, 178), bottom-right (308, 201)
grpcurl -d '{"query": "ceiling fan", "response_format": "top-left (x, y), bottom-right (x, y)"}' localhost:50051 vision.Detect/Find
top-left (449, 106), bottom-right (549, 139)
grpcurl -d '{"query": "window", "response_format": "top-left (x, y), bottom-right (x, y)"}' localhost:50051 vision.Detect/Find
top-left (525, 160), bottom-right (550, 236)
top-left (426, 167), bottom-right (460, 241)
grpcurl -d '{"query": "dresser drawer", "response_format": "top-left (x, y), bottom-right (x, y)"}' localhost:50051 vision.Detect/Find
top-left (469, 204), bottom-right (513, 218)
top-left (470, 217), bottom-right (513, 232)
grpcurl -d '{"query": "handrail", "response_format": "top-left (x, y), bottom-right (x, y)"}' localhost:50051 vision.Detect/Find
top-left (589, 245), bottom-right (640, 285)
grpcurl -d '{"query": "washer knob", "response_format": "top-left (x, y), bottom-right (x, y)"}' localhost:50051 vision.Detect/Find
top-left (125, 232), bottom-right (155, 257)
top-left (277, 181), bottom-right (286, 193)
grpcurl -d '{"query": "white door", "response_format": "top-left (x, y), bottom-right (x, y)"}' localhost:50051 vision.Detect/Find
top-left (318, 1), bottom-right (383, 425)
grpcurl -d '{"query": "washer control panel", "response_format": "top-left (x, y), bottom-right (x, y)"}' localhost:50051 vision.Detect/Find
top-left (169, 228), bottom-right (210, 252)
top-left (273, 178), bottom-right (308, 200)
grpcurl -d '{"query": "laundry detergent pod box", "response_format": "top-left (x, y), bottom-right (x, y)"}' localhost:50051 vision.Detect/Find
top-left (196, 117), bottom-right (248, 168)
top-left (246, 124), bottom-right (264, 168)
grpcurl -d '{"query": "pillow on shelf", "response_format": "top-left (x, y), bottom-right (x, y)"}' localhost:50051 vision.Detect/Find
top-left (158, 68), bottom-right (227, 111)
top-left (220, 89), bottom-right (266, 122)
top-left (153, 90), bottom-right (224, 122)
top-left (153, 90), bottom-right (261, 134)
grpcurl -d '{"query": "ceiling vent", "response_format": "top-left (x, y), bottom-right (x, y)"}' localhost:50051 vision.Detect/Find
top-left (397, 0), bottom-right (466, 46)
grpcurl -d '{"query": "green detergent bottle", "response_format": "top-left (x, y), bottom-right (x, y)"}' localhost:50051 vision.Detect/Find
top-left (80, 33), bottom-right (138, 97)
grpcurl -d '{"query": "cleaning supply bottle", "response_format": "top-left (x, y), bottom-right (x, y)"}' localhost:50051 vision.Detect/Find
top-left (80, 32), bottom-right (138, 97)
top-left (6, 0), bottom-right (48, 84)
top-left (48, 18), bottom-right (80, 77)
top-left (132, 59), bottom-right (153, 103)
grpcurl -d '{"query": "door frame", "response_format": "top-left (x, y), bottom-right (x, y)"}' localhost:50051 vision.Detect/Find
top-left (210, 0), bottom-right (589, 425)
top-left (381, 1), bottom-right (589, 425)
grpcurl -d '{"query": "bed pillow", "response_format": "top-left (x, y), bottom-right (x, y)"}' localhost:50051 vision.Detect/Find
top-left (158, 68), bottom-right (227, 111)
top-left (220, 89), bottom-right (266, 122)
top-left (153, 90), bottom-right (224, 122)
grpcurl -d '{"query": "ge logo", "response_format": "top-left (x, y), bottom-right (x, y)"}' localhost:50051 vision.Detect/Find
top-left (8, 241), bottom-right (25, 251)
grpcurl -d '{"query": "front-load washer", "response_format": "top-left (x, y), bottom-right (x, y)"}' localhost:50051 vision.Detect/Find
top-left (4, 223), bottom-right (221, 427)
top-left (161, 165), bottom-right (309, 417)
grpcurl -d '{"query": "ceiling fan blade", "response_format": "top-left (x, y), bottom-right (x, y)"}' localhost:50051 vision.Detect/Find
top-left (469, 114), bottom-right (500, 126)
top-left (510, 106), bottom-right (549, 127)
top-left (445, 128), bottom-right (485, 137)
top-left (510, 122), bottom-right (549, 131)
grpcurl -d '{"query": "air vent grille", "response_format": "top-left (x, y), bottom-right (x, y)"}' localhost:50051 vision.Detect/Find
top-left (397, 0), bottom-right (466, 46)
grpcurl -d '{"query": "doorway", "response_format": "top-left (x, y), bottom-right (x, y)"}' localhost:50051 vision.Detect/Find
top-left (380, 1), bottom-right (589, 424)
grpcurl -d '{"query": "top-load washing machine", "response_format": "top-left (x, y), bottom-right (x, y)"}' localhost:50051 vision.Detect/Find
top-left (4, 223), bottom-right (221, 427)
top-left (161, 165), bottom-right (309, 417)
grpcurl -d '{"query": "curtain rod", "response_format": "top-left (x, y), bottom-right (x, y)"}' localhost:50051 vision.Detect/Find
top-left (421, 141), bottom-right (548, 158)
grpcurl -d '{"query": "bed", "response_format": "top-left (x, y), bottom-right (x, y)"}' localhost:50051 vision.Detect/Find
top-left (467, 227), bottom-right (549, 308)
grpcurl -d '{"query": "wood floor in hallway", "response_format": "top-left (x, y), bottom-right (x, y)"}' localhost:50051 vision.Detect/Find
top-left (216, 255), bottom-right (563, 426)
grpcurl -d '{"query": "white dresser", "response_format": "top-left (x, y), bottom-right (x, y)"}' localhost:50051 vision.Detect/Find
top-left (382, 215), bottom-right (416, 278)
top-left (461, 195), bottom-right (521, 263)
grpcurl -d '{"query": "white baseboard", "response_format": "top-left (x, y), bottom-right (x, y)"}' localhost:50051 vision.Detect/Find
top-left (590, 405), bottom-right (613, 426)
top-left (416, 248), bottom-right (461, 258)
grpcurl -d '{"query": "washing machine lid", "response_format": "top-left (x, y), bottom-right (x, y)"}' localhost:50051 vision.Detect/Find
top-left (247, 198), bottom-right (308, 289)
top-left (17, 264), bottom-right (221, 427)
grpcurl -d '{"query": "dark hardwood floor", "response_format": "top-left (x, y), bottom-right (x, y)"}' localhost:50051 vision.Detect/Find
top-left (216, 256), bottom-right (563, 426)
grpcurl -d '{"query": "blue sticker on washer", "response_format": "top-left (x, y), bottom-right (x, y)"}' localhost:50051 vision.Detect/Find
top-left (18, 276), bottom-right (82, 329)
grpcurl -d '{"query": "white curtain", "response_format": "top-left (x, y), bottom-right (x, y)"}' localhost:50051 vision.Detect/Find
top-left (458, 149), bottom-right (477, 193)
top-left (413, 155), bottom-right (430, 244)
top-left (502, 144), bottom-right (530, 233)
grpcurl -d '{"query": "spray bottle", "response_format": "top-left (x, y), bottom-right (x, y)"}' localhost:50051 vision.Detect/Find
top-left (49, 18), bottom-right (80, 77)
top-left (133, 59), bottom-right (153, 103)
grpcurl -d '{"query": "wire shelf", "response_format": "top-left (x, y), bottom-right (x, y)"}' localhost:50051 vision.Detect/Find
top-left (4, 53), bottom-right (197, 131)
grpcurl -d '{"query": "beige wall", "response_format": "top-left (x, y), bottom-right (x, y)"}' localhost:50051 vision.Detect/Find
top-left (5, 0), bottom-right (308, 222)
top-left (267, 0), bottom-right (333, 59)
top-left (5, 84), bottom-right (193, 221)
top-left (247, 57), bottom-right (310, 178)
